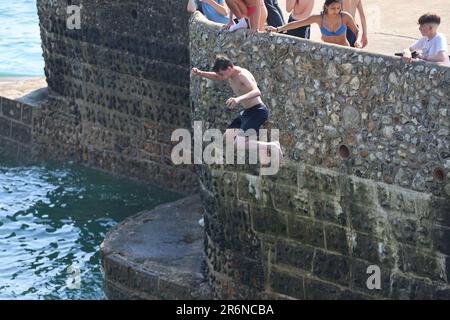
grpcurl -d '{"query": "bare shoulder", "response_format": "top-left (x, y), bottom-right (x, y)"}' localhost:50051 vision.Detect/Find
top-left (237, 67), bottom-right (256, 82)
top-left (341, 11), bottom-right (355, 22)
top-left (341, 11), bottom-right (353, 18)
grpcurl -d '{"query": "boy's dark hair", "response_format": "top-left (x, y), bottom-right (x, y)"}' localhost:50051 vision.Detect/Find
top-left (213, 55), bottom-right (233, 72)
top-left (418, 13), bottom-right (441, 25)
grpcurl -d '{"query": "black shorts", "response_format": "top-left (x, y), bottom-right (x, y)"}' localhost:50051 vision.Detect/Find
top-left (347, 27), bottom-right (357, 47)
top-left (286, 15), bottom-right (310, 39)
top-left (227, 103), bottom-right (269, 136)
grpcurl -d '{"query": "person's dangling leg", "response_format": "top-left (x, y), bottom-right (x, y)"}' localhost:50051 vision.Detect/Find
top-left (234, 135), bottom-right (282, 166)
top-left (259, 0), bottom-right (268, 31)
top-left (226, 0), bottom-right (249, 31)
top-left (244, 0), bottom-right (259, 32)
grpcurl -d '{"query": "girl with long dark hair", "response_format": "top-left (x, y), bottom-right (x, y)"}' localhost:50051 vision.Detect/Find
top-left (266, 0), bottom-right (361, 47)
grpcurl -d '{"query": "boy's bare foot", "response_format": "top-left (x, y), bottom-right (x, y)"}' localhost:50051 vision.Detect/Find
top-left (259, 141), bottom-right (283, 167)
top-left (259, 144), bottom-right (270, 166)
top-left (273, 141), bottom-right (283, 164)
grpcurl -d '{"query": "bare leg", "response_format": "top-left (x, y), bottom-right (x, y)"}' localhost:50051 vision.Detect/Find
top-left (224, 129), bottom-right (240, 144)
top-left (247, 1), bottom-right (259, 31)
top-left (234, 135), bottom-right (282, 166)
top-left (224, 129), bottom-right (240, 162)
top-left (225, 0), bottom-right (248, 19)
top-left (259, 1), bottom-right (268, 31)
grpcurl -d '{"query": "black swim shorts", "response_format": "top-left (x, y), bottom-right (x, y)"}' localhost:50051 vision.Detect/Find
top-left (227, 103), bottom-right (269, 136)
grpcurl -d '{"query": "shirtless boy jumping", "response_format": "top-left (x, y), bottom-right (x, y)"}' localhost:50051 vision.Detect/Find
top-left (191, 55), bottom-right (282, 166)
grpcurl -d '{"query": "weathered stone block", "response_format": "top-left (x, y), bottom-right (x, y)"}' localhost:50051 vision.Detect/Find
top-left (311, 194), bottom-right (346, 226)
top-left (230, 255), bottom-right (265, 290)
top-left (391, 217), bottom-right (418, 246)
top-left (339, 290), bottom-right (372, 300)
top-left (265, 164), bottom-right (298, 187)
top-left (223, 203), bottom-right (261, 261)
top-left (1, 99), bottom-right (21, 121)
top-left (251, 205), bottom-right (287, 236)
top-left (390, 273), bottom-right (435, 300)
top-left (11, 122), bottom-right (32, 144)
top-left (270, 269), bottom-right (304, 299)
top-left (287, 215), bottom-right (325, 248)
top-left (313, 250), bottom-right (350, 286)
top-left (349, 203), bottom-right (376, 234)
top-left (352, 233), bottom-right (395, 267)
top-left (275, 240), bottom-right (314, 272)
top-left (399, 245), bottom-right (446, 282)
top-left (432, 225), bottom-right (450, 255)
top-left (21, 104), bottom-right (33, 125)
top-left (348, 178), bottom-right (377, 208)
top-left (302, 166), bottom-right (341, 196)
top-left (304, 278), bottom-right (343, 300)
top-left (324, 224), bottom-right (349, 255)
top-left (433, 197), bottom-right (450, 228)
top-left (0, 136), bottom-right (18, 157)
top-left (238, 174), bottom-right (271, 207)
top-left (0, 116), bottom-right (11, 138)
top-left (435, 288), bottom-right (450, 300)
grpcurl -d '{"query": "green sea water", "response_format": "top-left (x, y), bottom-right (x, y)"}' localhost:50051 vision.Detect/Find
top-left (0, 0), bottom-right (44, 77)
top-left (0, 159), bottom-right (181, 299)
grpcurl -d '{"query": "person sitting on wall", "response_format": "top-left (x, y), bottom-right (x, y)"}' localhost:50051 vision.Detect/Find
top-left (264, 0), bottom-right (285, 28)
top-left (342, 0), bottom-right (368, 48)
top-left (191, 55), bottom-right (283, 165)
top-left (402, 13), bottom-right (450, 66)
top-left (266, 0), bottom-right (361, 48)
top-left (187, 0), bottom-right (230, 25)
top-left (223, 0), bottom-right (268, 34)
top-left (285, 0), bottom-right (315, 39)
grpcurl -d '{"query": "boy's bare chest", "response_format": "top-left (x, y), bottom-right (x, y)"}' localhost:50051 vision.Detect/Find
top-left (228, 79), bottom-right (249, 95)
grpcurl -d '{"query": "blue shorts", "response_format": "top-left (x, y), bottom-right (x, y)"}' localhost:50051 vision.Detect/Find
top-left (227, 103), bottom-right (269, 136)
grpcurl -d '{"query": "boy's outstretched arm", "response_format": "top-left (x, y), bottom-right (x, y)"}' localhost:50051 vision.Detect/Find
top-left (357, 0), bottom-right (368, 47)
top-left (266, 15), bottom-right (319, 33)
top-left (191, 67), bottom-right (223, 81)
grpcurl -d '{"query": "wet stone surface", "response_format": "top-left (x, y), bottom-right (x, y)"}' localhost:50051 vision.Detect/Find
top-left (101, 195), bottom-right (212, 300)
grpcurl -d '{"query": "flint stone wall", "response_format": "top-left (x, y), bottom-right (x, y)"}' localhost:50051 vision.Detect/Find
top-left (190, 13), bottom-right (450, 299)
top-left (35, 0), bottom-right (196, 192)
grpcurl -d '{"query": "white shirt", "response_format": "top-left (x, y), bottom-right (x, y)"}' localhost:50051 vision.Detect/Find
top-left (411, 33), bottom-right (450, 66)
